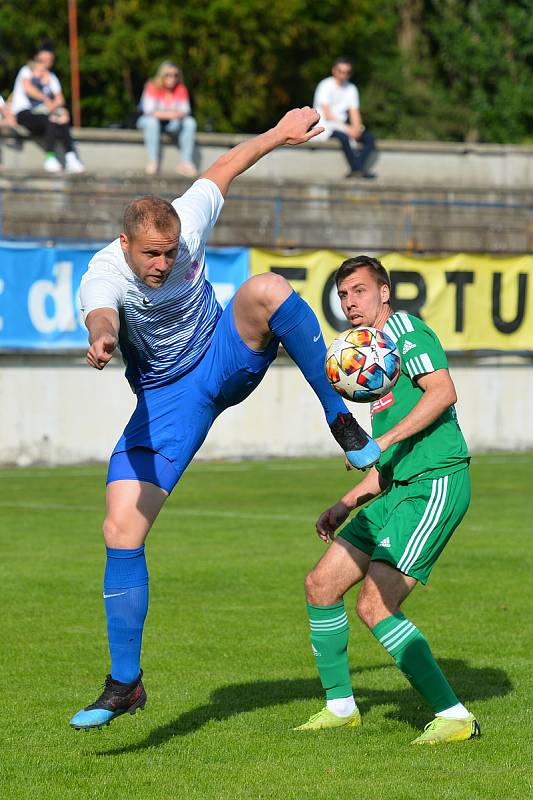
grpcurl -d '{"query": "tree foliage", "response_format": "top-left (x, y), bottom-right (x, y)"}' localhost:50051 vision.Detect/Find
top-left (0, 0), bottom-right (531, 142)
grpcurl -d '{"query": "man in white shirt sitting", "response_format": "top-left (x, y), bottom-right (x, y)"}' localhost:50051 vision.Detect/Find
top-left (313, 56), bottom-right (377, 179)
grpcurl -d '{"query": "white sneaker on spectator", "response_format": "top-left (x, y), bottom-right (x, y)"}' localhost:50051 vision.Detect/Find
top-left (44, 155), bottom-right (62, 173)
top-left (65, 151), bottom-right (85, 173)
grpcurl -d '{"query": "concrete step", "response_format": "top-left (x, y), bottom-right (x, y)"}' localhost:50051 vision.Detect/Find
top-left (0, 171), bottom-right (531, 252)
top-left (2, 125), bottom-right (533, 190)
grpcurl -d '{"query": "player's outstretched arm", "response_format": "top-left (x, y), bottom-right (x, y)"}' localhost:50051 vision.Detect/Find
top-left (201, 107), bottom-right (324, 196)
top-left (376, 368), bottom-right (457, 453)
top-left (316, 467), bottom-right (386, 543)
top-left (85, 308), bottom-right (120, 370)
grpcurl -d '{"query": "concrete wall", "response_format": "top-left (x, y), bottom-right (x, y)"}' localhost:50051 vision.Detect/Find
top-left (1, 129), bottom-right (531, 252)
top-left (1, 354), bottom-right (532, 467)
top-left (1, 171), bottom-right (530, 253)
top-left (2, 126), bottom-right (533, 189)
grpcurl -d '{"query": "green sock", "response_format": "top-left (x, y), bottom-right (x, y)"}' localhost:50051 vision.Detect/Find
top-left (371, 613), bottom-right (458, 713)
top-left (307, 602), bottom-right (352, 700)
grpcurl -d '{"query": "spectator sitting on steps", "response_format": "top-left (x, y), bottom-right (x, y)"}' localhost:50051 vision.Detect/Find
top-left (10, 46), bottom-right (84, 174)
top-left (137, 60), bottom-right (197, 177)
top-left (313, 56), bottom-right (378, 179)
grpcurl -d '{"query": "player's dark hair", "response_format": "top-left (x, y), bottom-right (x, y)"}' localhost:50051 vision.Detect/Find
top-left (335, 255), bottom-right (391, 292)
top-left (332, 56), bottom-right (353, 69)
top-left (123, 195), bottom-right (180, 240)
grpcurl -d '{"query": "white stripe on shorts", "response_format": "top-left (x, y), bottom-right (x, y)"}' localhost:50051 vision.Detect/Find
top-left (400, 476), bottom-right (449, 574)
top-left (397, 477), bottom-right (448, 574)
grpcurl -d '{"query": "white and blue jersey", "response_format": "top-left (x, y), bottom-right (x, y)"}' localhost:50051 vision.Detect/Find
top-left (80, 178), bottom-right (224, 391)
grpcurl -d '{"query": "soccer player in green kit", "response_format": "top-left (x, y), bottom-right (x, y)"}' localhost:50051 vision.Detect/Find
top-left (295, 255), bottom-right (480, 745)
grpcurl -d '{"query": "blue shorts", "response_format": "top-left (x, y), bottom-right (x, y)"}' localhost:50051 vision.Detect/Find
top-left (107, 300), bottom-right (279, 492)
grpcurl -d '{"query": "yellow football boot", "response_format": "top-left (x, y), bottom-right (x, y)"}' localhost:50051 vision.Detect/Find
top-left (294, 706), bottom-right (361, 731)
top-left (411, 714), bottom-right (481, 745)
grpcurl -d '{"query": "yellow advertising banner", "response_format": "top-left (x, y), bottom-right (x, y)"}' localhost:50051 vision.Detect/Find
top-left (250, 250), bottom-right (533, 352)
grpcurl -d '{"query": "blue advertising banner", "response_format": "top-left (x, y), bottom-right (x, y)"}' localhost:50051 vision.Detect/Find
top-left (0, 242), bottom-right (249, 350)
top-left (205, 247), bottom-right (249, 309)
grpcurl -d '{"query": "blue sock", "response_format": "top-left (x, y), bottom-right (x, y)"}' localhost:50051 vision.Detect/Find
top-left (269, 292), bottom-right (348, 424)
top-left (104, 545), bottom-right (149, 684)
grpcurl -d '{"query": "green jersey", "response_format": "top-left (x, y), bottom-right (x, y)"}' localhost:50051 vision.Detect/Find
top-left (371, 311), bottom-right (469, 483)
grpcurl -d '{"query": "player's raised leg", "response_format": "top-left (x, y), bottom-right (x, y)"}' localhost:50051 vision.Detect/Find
top-left (357, 560), bottom-right (480, 744)
top-left (232, 272), bottom-right (380, 469)
top-left (69, 473), bottom-right (168, 730)
top-left (295, 538), bottom-right (369, 730)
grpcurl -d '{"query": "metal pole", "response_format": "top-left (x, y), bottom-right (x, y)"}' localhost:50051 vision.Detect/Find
top-left (68, 0), bottom-right (81, 127)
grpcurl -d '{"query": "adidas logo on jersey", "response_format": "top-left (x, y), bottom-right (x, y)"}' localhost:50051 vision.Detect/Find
top-left (402, 340), bottom-right (416, 354)
top-left (378, 537), bottom-right (391, 548)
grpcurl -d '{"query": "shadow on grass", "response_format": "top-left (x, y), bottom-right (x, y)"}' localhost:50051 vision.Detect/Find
top-left (94, 658), bottom-right (511, 756)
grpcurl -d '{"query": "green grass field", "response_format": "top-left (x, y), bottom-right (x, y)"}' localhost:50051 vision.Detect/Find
top-left (1, 454), bottom-right (531, 800)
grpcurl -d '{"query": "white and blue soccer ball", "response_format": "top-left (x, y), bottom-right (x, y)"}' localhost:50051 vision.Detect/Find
top-left (325, 326), bottom-right (401, 403)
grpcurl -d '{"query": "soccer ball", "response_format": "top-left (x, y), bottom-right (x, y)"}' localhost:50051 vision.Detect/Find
top-left (325, 326), bottom-right (401, 403)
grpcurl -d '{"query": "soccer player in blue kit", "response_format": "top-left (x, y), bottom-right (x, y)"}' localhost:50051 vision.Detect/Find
top-left (69, 107), bottom-right (380, 729)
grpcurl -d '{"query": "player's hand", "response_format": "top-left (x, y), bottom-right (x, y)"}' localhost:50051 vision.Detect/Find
top-left (375, 433), bottom-right (392, 454)
top-left (315, 501), bottom-right (350, 544)
top-left (274, 107), bottom-right (325, 146)
top-left (86, 334), bottom-right (118, 370)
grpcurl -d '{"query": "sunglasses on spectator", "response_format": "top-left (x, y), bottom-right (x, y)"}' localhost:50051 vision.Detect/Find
top-left (164, 71), bottom-right (179, 78)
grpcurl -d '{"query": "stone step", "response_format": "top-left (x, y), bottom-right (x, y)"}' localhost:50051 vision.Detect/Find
top-left (0, 171), bottom-right (530, 252)
top-left (2, 125), bottom-right (533, 189)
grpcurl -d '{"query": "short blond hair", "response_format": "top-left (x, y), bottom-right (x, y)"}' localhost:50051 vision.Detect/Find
top-left (123, 195), bottom-right (179, 240)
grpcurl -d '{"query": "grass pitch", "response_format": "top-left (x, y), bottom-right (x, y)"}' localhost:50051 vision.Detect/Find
top-left (1, 454), bottom-right (531, 800)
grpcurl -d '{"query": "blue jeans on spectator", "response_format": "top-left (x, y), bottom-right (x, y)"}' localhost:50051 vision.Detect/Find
top-left (330, 129), bottom-right (376, 174)
top-left (137, 114), bottom-right (197, 165)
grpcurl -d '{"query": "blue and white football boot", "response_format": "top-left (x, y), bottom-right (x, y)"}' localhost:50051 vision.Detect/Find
top-left (329, 412), bottom-right (381, 470)
top-left (69, 671), bottom-right (146, 730)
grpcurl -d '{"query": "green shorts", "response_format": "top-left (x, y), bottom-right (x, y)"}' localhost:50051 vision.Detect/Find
top-left (339, 467), bottom-right (470, 584)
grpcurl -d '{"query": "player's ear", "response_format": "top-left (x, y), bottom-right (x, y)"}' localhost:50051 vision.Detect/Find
top-left (119, 232), bottom-right (129, 252)
top-left (380, 282), bottom-right (390, 304)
